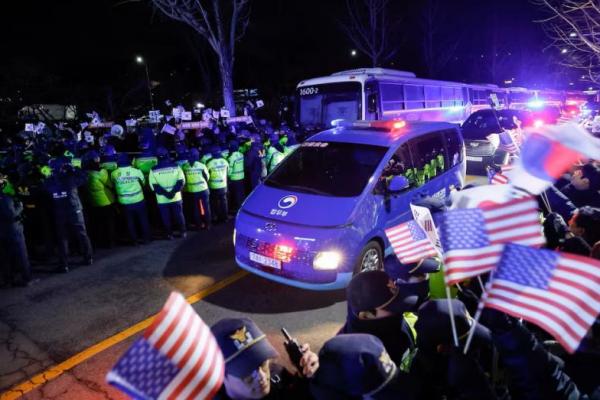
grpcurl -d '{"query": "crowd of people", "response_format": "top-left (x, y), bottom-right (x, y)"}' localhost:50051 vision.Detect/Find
top-left (0, 110), bottom-right (299, 287)
top-left (206, 158), bottom-right (600, 399)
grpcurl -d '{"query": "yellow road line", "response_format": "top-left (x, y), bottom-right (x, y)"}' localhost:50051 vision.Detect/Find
top-left (0, 270), bottom-right (248, 400)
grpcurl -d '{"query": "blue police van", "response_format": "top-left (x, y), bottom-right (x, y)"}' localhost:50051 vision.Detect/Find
top-left (234, 120), bottom-right (466, 290)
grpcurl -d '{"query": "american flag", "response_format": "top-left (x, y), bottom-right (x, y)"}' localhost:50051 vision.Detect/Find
top-left (107, 292), bottom-right (224, 400)
top-left (438, 196), bottom-right (545, 285)
top-left (385, 220), bottom-right (439, 264)
top-left (484, 244), bottom-right (600, 353)
top-left (498, 130), bottom-right (519, 154)
top-left (487, 166), bottom-right (512, 185)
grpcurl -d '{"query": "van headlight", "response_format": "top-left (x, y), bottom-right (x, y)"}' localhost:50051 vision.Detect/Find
top-left (233, 228), bottom-right (237, 247)
top-left (313, 251), bottom-right (342, 270)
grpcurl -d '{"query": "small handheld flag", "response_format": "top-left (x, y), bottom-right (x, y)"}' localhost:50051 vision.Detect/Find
top-left (107, 292), bottom-right (224, 399)
top-left (385, 220), bottom-right (438, 264)
top-left (439, 197), bottom-right (545, 285)
top-left (484, 244), bottom-right (600, 353)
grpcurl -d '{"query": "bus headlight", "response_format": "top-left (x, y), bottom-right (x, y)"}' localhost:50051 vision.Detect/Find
top-left (313, 251), bottom-right (342, 270)
top-left (233, 229), bottom-right (236, 247)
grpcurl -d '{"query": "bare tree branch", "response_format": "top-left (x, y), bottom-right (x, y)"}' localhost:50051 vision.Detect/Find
top-left (340, 0), bottom-right (396, 67)
top-left (535, 0), bottom-right (600, 83)
top-left (152, 0), bottom-right (252, 114)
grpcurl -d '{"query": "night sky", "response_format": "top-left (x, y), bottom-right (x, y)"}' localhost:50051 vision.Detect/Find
top-left (0, 0), bottom-right (581, 118)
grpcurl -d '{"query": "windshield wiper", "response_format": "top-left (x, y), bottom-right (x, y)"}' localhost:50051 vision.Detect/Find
top-left (283, 185), bottom-right (332, 196)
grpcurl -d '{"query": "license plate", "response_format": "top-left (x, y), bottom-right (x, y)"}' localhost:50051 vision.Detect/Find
top-left (249, 252), bottom-right (281, 269)
top-left (466, 156), bottom-right (483, 162)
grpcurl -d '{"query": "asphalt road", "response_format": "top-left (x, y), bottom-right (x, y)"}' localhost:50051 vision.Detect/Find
top-left (0, 221), bottom-right (347, 399)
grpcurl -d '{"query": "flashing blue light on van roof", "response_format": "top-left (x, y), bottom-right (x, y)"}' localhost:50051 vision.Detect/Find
top-left (528, 99), bottom-right (545, 108)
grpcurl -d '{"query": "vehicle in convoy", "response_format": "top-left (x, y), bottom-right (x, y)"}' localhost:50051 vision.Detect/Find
top-left (461, 109), bottom-right (532, 174)
top-left (295, 68), bottom-right (508, 135)
top-left (234, 120), bottom-right (466, 290)
top-left (294, 68), bottom-right (589, 136)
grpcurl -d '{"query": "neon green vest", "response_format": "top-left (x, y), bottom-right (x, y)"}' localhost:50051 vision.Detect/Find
top-left (149, 166), bottom-right (185, 204)
top-left (268, 151), bottom-right (285, 173)
top-left (183, 162), bottom-right (209, 193)
top-left (111, 166), bottom-right (145, 205)
top-left (101, 161), bottom-right (118, 173)
top-left (133, 156), bottom-right (158, 175)
top-left (200, 154), bottom-right (213, 165)
top-left (206, 158), bottom-right (229, 189)
top-left (265, 146), bottom-right (277, 167)
top-left (227, 151), bottom-right (245, 181)
top-left (87, 169), bottom-right (115, 207)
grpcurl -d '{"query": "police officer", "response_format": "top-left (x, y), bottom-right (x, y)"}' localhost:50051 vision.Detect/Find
top-left (174, 143), bottom-right (189, 168)
top-left (132, 139), bottom-right (158, 179)
top-left (227, 140), bottom-right (245, 212)
top-left (44, 157), bottom-right (93, 272)
top-left (211, 317), bottom-right (318, 400)
top-left (0, 172), bottom-right (35, 286)
top-left (149, 148), bottom-right (187, 239)
top-left (243, 136), bottom-right (263, 194)
top-left (182, 149), bottom-right (211, 230)
top-left (206, 146), bottom-right (229, 223)
top-left (264, 133), bottom-right (279, 171)
top-left (111, 154), bottom-right (151, 245)
top-left (84, 150), bottom-right (116, 248)
top-left (267, 142), bottom-right (285, 174)
top-left (100, 144), bottom-right (118, 173)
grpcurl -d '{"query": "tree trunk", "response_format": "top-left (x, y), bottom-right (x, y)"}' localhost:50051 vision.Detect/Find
top-left (218, 54), bottom-right (236, 117)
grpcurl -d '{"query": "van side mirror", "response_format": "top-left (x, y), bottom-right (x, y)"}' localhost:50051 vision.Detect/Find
top-left (387, 176), bottom-right (410, 193)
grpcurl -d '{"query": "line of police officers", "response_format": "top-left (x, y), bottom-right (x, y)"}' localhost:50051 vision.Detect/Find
top-left (0, 122), bottom-right (299, 287)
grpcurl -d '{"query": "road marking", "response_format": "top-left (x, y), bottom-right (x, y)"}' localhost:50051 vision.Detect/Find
top-left (0, 270), bottom-right (248, 400)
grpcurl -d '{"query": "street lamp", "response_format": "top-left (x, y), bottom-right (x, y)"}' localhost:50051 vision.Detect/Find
top-left (350, 49), bottom-right (357, 57)
top-left (561, 48), bottom-right (568, 54)
top-left (569, 32), bottom-right (577, 38)
top-left (135, 55), bottom-right (155, 110)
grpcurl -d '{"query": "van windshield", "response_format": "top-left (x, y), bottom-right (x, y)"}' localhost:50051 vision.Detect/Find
top-left (265, 142), bottom-right (387, 197)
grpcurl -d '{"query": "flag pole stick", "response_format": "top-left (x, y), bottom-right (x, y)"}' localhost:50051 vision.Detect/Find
top-left (464, 270), bottom-right (494, 354)
top-left (477, 276), bottom-right (486, 294)
top-left (445, 286), bottom-right (460, 347)
top-left (463, 302), bottom-right (484, 354)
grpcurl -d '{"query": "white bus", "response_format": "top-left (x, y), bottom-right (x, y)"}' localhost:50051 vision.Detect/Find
top-left (295, 68), bottom-right (501, 132)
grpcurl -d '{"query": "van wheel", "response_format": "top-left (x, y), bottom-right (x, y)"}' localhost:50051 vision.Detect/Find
top-left (354, 241), bottom-right (383, 274)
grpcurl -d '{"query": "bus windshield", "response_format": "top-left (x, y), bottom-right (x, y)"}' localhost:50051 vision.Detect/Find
top-left (297, 82), bottom-right (362, 130)
top-left (265, 141), bottom-right (387, 197)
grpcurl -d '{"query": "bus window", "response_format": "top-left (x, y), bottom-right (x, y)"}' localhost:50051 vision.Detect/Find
top-left (455, 87), bottom-right (465, 106)
top-left (381, 83), bottom-right (405, 113)
top-left (405, 85), bottom-right (425, 110)
top-left (442, 87), bottom-right (455, 107)
top-left (425, 86), bottom-right (442, 108)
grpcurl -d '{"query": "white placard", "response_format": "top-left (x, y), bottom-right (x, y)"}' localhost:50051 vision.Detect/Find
top-left (410, 204), bottom-right (443, 256)
top-left (226, 116), bottom-right (253, 124)
top-left (180, 121), bottom-right (211, 129)
top-left (181, 111), bottom-right (192, 121)
top-left (125, 119), bottom-right (137, 127)
top-left (172, 107), bottom-right (182, 119)
top-left (25, 123), bottom-right (35, 132)
top-left (220, 108), bottom-right (230, 118)
top-left (161, 124), bottom-right (176, 135)
top-left (256, 100), bottom-right (264, 108)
